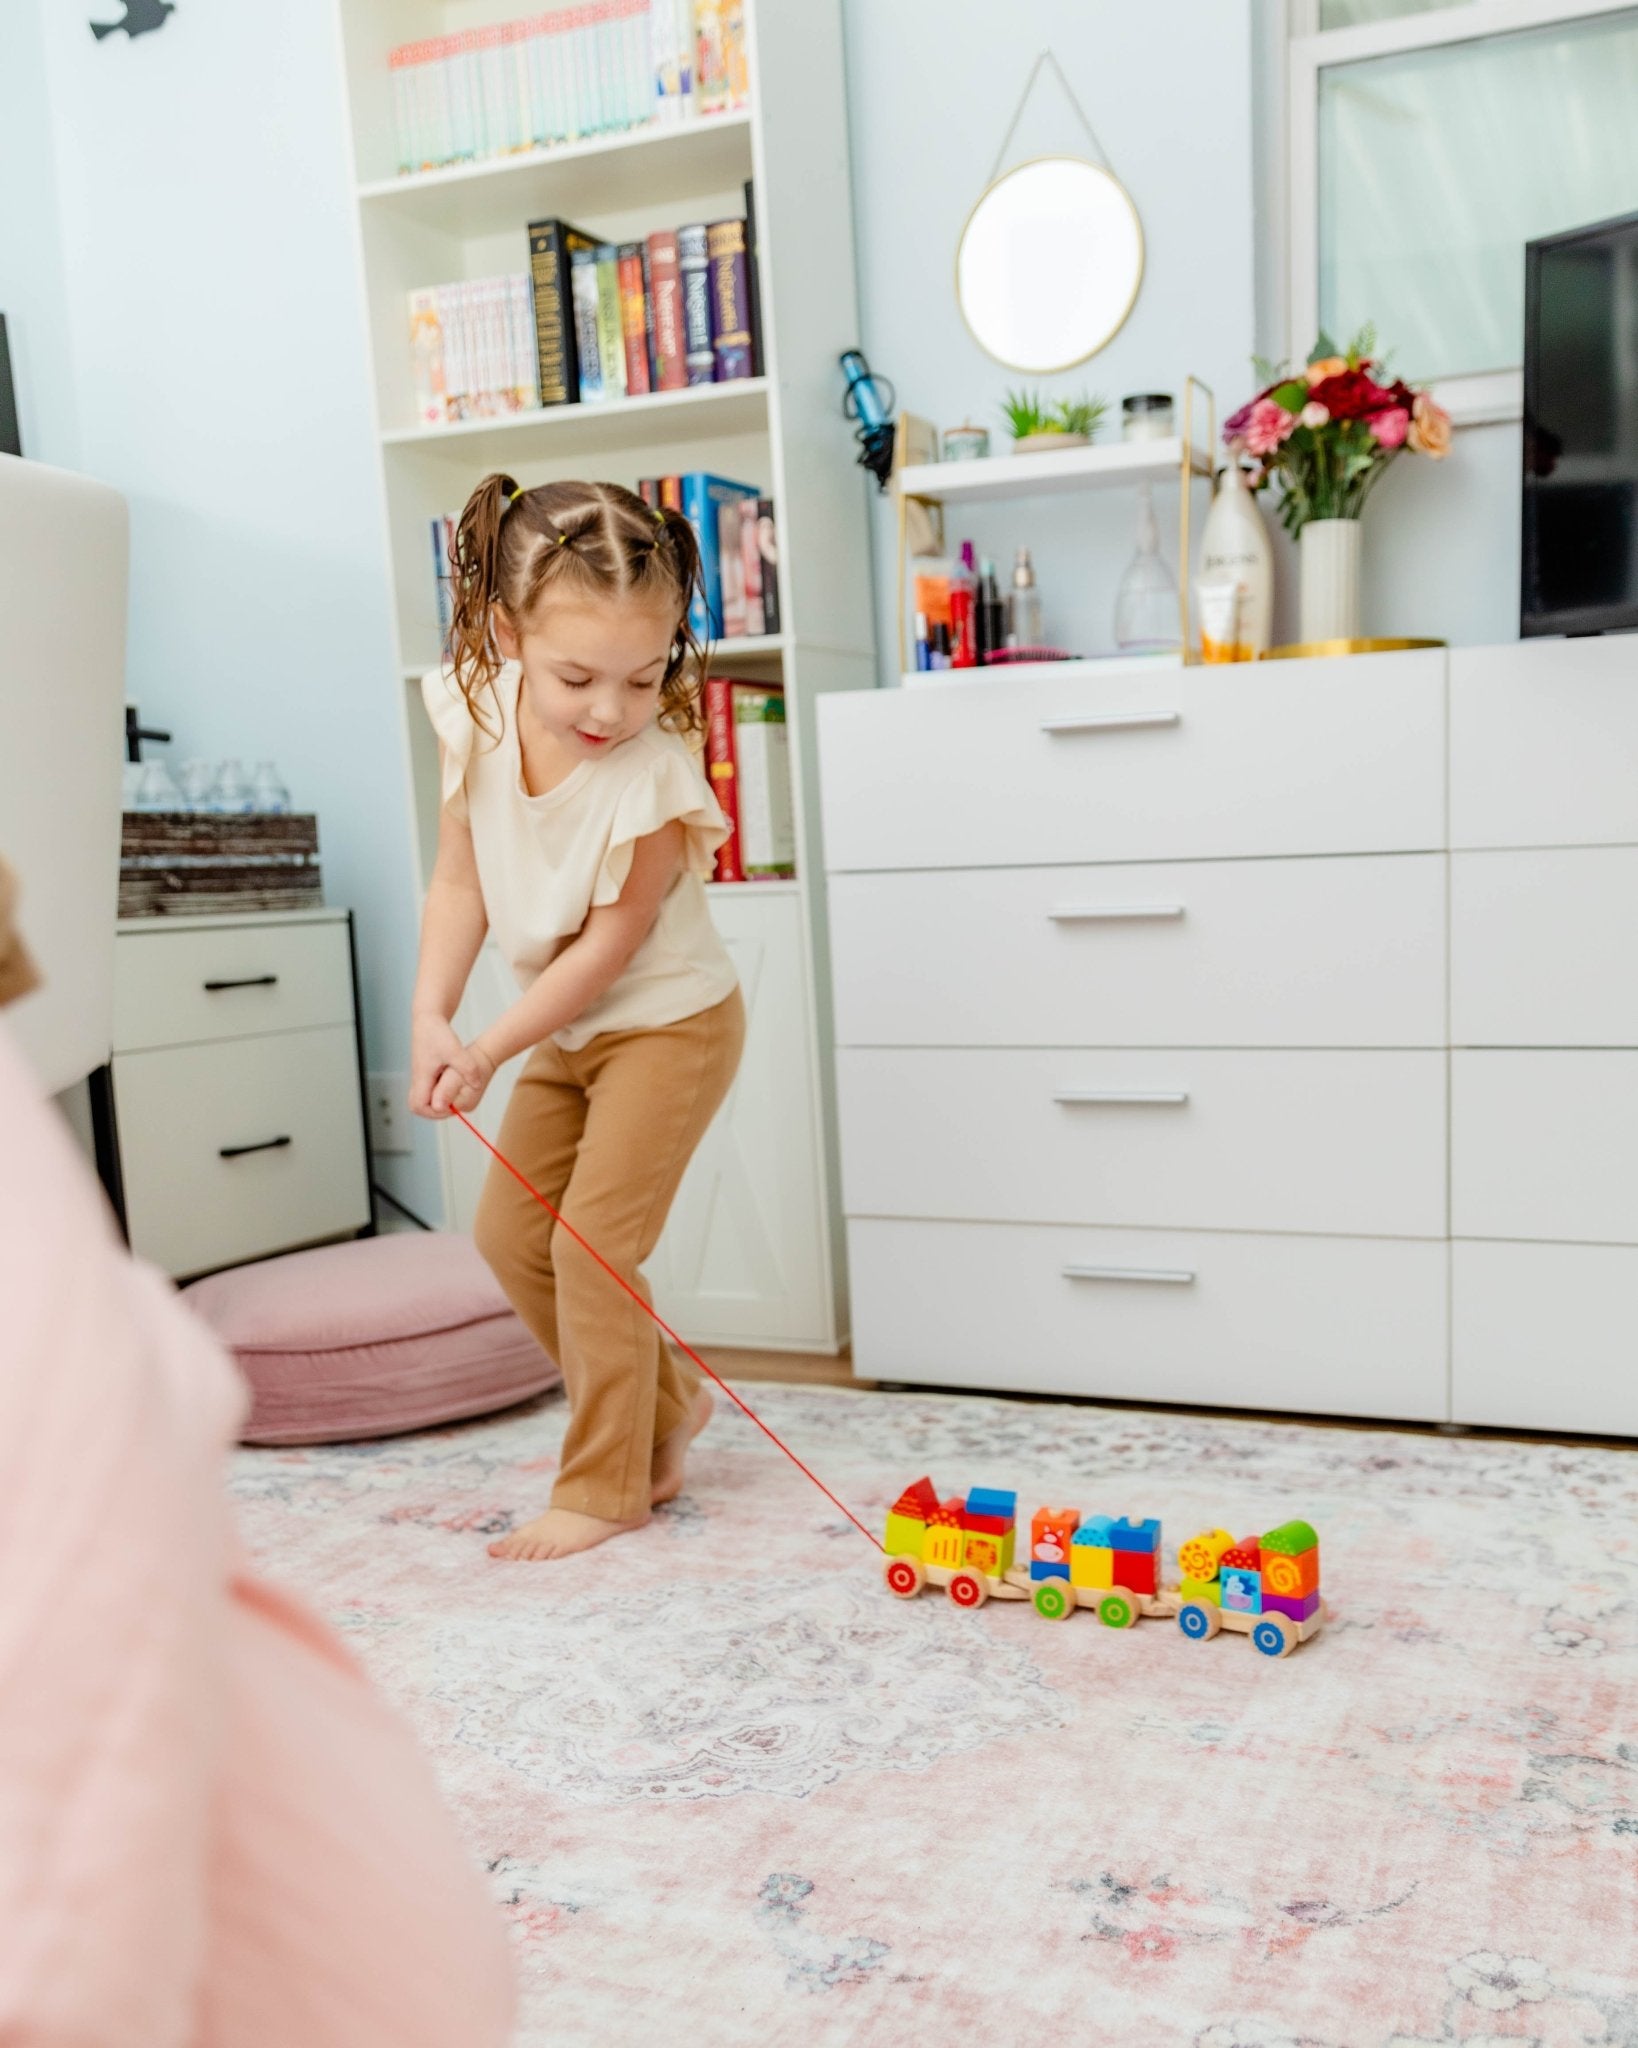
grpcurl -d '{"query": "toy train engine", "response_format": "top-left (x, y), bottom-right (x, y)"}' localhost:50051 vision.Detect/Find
top-left (1174, 1519), bottom-right (1323, 1658)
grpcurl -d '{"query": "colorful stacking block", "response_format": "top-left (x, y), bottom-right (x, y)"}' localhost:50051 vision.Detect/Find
top-left (1111, 1549), bottom-right (1157, 1597)
top-left (962, 1511), bottom-right (1012, 1536)
top-left (925, 1497), bottom-right (966, 1570)
top-left (1221, 1540), bottom-right (1261, 1573)
top-left (966, 1487), bottom-right (1018, 1520)
top-left (1263, 1589), bottom-right (1321, 1624)
top-left (1179, 1575), bottom-right (1222, 1608)
top-left (1031, 1507), bottom-right (1080, 1576)
top-left (962, 1527), bottom-right (1014, 1577)
top-left (884, 1512), bottom-right (927, 1557)
top-left (1221, 1567), bottom-right (1262, 1615)
top-left (1109, 1516), bottom-right (1161, 1553)
top-left (1177, 1528), bottom-right (1234, 1581)
top-left (1260, 1545), bottom-right (1320, 1600)
top-left (1260, 1519), bottom-right (1319, 1556)
top-left (1070, 1543), bottom-right (1114, 1590)
top-left (1077, 1515), bottom-right (1115, 1547)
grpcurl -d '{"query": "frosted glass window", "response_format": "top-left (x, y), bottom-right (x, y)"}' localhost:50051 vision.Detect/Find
top-left (1318, 10), bottom-right (1638, 379)
top-left (1320, 0), bottom-right (1467, 26)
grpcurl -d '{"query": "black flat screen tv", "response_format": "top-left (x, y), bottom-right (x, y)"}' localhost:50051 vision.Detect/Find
top-left (1522, 210), bottom-right (1638, 637)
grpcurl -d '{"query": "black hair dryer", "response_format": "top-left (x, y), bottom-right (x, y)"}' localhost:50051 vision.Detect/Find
top-left (838, 348), bottom-right (897, 492)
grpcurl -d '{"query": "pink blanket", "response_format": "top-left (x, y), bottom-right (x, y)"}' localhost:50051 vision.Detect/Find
top-left (0, 1021), bottom-right (515, 2045)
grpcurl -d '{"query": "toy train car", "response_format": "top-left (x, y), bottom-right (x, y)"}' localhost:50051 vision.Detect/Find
top-left (882, 1479), bottom-right (1324, 1659)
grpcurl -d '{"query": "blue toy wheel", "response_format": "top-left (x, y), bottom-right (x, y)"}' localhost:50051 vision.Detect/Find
top-left (1252, 1614), bottom-right (1296, 1659)
top-left (1178, 1601), bottom-right (1219, 1641)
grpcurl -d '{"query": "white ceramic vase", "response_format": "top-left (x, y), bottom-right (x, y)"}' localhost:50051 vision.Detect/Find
top-left (1298, 517), bottom-right (1362, 644)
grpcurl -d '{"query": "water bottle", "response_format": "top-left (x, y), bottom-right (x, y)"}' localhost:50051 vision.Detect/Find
top-left (209, 759), bottom-right (255, 815)
top-left (251, 761), bottom-right (292, 814)
top-left (179, 758), bottom-right (216, 812)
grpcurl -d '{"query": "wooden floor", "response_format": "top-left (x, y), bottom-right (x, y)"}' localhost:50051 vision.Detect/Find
top-left (697, 1345), bottom-right (864, 1388)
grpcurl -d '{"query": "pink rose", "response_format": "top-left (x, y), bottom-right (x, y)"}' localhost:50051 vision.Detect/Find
top-left (1300, 401), bottom-right (1329, 429)
top-left (1372, 407), bottom-right (1411, 449)
top-left (1244, 396), bottom-right (1296, 457)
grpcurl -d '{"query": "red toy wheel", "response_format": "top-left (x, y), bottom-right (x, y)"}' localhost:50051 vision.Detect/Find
top-left (884, 1556), bottom-right (925, 1599)
top-left (947, 1569), bottom-right (990, 1609)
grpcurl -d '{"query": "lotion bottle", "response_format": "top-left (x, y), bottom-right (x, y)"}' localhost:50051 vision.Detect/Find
top-left (1197, 456), bottom-right (1273, 658)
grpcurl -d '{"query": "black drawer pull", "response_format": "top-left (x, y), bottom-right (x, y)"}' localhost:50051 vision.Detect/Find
top-left (203, 975), bottom-right (278, 992)
top-left (219, 1135), bottom-right (292, 1160)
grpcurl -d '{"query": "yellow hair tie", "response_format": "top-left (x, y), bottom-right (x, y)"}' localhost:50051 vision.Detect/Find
top-left (557, 531), bottom-right (568, 545)
top-left (508, 486), bottom-right (525, 504)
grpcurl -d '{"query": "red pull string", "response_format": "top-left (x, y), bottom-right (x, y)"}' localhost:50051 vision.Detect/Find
top-left (453, 1110), bottom-right (883, 1554)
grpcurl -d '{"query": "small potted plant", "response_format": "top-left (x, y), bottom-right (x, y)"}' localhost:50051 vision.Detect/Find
top-left (1002, 388), bottom-right (1108, 454)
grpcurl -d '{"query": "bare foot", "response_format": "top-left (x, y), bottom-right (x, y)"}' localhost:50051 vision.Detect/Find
top-left (651, 1386), bottom-right (714, 1506)
top-left (487, 1506), bottom-right (647, 1561)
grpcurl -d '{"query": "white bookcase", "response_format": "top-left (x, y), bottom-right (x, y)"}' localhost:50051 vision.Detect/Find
top-left (333, 0), bottom-right (877, 1349)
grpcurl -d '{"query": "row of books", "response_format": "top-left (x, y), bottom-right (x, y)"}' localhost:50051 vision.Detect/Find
top-left (528, 196), bottom-right (760, 407)
top-left (638, 475), bottom-right (778, 640)
top-left (703, 679), bottom-right (793, 882)
top-left (390, 0), bottom-right (747, 176)
top-left (429, 478), bottom-right (778, 645)
top-left (407, 196), bottom-right (760, 428)
top-left (409, 275), bottom-right (538, 423)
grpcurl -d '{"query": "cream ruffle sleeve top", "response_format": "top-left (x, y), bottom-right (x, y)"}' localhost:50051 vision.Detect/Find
top-left (423, 664), bottom-right (738, 1051)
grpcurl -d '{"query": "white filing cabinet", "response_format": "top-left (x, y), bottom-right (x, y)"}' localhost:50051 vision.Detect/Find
top-left (820, 637), bottom-right (1638, 1435)
top-left (111, 907), bottom-right (372, 1279)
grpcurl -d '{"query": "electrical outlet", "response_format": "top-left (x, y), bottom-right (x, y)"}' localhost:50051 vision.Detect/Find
top-left (367, 1072), bottom-right (412, 1155)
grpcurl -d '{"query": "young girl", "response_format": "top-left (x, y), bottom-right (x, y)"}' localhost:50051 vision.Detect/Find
top-left (410, 476), bottom-right (743, 1562)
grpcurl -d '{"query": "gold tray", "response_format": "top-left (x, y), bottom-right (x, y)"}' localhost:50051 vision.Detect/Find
top-left (1261, 636), bottom-right (1446, 660)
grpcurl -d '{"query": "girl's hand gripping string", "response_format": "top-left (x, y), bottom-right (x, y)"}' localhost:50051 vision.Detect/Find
top-left (428, 1040), bottom-right (497, 1117)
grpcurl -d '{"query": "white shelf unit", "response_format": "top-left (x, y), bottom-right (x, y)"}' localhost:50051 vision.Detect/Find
top-left (336, 0), bottom-right (877, 1351)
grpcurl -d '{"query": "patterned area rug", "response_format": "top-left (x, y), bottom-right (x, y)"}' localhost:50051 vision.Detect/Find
top-left (230, 1384), bottom-right (1638, 2048)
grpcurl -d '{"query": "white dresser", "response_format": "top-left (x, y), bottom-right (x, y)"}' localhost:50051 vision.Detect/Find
top-left (111, 907), bottom-right (372, 1279)
top-left (818, 637), bottom-right (1638, 1435)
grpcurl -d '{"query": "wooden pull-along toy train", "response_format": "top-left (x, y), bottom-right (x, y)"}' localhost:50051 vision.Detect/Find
top-left (882, 1479), bottom-right (1325, 1658)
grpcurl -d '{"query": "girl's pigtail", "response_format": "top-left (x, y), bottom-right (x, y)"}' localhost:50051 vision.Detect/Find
top-left (653, 505), bottom-right (708, 738)
top-left (448, 472), bottom-right (520, 735)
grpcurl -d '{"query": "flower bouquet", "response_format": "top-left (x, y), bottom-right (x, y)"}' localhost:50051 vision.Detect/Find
top-left (1224, 328), bottom-right (1451, 644)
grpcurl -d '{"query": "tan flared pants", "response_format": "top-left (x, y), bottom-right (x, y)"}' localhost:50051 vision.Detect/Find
top-left (473, 987), bottom-right (745, 1522)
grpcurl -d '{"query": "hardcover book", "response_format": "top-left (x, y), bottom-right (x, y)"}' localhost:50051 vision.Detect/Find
top-left (679, 474), bottom-right (760, 638)
top-left (527, 217), bottom-right (597, 407)
top-left (677, 224), bottom-right (715, 386)
top-left (706, 218), bottom-right (754, 381)
top-left (594, 245), bottom-right (627, 401)
top-left (570, 246), bottom-right (604, 400)
top-left (616, 242), bottom-right (651, 396)
top-left (646, 233), bottom-right (686, 390)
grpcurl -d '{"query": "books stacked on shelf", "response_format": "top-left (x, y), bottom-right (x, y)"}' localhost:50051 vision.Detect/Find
top-left (527, 193), bottom-right (761, 410)
top-left (637, 476), bottom-right (778, 639)
top-left (704, 679), bottom-right (793, 882)
top-left (390, 0), bottom-right (748, 177)
top-left (431, 513), bottom-right (458, 639)
top-left (410, 276), bottom-right (538, 425)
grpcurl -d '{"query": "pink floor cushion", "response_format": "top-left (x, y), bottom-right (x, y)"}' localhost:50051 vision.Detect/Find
top-left (183, 1232), bottom-right (560, 1446)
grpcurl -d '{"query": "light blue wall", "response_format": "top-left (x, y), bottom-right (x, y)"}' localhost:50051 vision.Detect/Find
top-left (8, 2), bottom-right (445, 1219)
top-left (0, 3), bottom-right (81, 467)
top-left (840, 0), bottom-right (1258, 677)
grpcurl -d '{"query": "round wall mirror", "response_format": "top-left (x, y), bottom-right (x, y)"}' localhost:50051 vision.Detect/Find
top-left (956, 155), bottom-right (1145, 373)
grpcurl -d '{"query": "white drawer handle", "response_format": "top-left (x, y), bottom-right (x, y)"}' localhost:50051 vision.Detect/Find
top-left (1049, 903), bottom-right (1185, 923)
top-left (1055, 1089), bottom-right (1189, 1106)
top-left (1063, 1262), bottom-right (1196, 1286)
top-left (1041, 710), bottom-right (1181, 735)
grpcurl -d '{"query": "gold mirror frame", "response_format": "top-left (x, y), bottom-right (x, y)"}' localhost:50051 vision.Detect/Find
top-left (955, 154), bottom-right (1146, 375)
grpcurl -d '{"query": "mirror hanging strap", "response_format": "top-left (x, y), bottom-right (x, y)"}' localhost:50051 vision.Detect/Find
top-left (985, 47), bottom-right (1115, 188)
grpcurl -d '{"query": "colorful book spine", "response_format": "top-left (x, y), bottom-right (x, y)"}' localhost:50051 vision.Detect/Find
top-left (659, 474), bottom-right (682, 513)
top-left (733, 687), bottom-right (795, 878)
top-left (528, 217), bottom-right (595, 407)
top-left (677, 224), bottom-right (714, 386)
top-left (636, 477), bottom-right (661, 508)
top-left (739, 500), bottom-right (764, 637)
top-left (755, 498), bottom-right (780, 634)
top-left (743, 179), bottom-right (764, 377)
top-left (680, 474), bottom-right (760, 638)
top-left (430, 514), bottom-right (454, 636)
top-left (408, 287), bottom-right (446, 425)
top-left (570, 247), bottom-right (604, 401)
top-left (704, 677), bottom-right (743, 883)
top-left (646, 231), bottom-right (686, 391)
top-left (594, 245), bottom-right (627, 401)
top-left (617, 243), bottom-right (651, 397)
top-left (706, 218), bottom-right (754, 381)
top-left (717, 497), bottom-right (747, 637)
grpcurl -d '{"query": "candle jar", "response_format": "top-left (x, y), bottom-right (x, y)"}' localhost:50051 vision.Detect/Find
top-left (1122, 393), bottom-right (1175, 442)
top-left (942, 423), bottom-right (990, 462)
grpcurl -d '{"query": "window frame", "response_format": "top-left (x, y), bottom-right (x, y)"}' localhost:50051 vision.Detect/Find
top-left (1287, 0), bottom-right (1638, 424)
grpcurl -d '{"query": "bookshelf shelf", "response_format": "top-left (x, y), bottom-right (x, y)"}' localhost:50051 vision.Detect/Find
top-left (358, 109), bottom-right (755, 239)
top-left (381, 378), bottom-right (769, 462)
top-left (401, 634), bottom-right (785, 685)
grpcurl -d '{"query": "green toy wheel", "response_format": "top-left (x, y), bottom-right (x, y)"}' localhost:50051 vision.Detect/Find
top-left (1032, 1578), bottom-right (1075, 1622)
top-left (1097, 1591), bottom-right (1138, 1630)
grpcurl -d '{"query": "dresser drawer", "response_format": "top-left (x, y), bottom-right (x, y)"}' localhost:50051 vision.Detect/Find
top-left (1453, 1240), bottom-right (1638, 1435)
top-left (847, 1217), bottom-right (1448, 1420)
top-left (113, 1025), bottom-right (370, 1277)
top-left (1451, 637), bottom-right (1638, 850)
top-left (1451, 848), bottom-right (1638, 1046)
top-left (828, 855), bottom-right (1446, 1049)
top-left (819, 650), bottom-right (1444, 872)
top-left (1451, 1052), bottom-right (1638, 1244)
top-left (114, 918), bottom-right (354, 1053)
top-left (838, 1048), bottom-right (1446, 1239)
